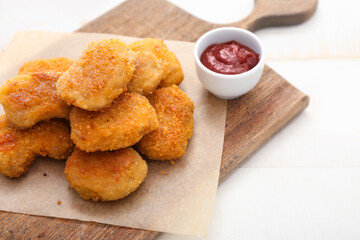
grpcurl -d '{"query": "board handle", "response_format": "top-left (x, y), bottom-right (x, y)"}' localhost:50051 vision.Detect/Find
top-left (230, 0), bottom-right (318, 32)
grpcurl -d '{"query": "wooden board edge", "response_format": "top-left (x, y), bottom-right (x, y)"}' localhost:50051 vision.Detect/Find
top-left (220, 93), bottom-right (309, 183)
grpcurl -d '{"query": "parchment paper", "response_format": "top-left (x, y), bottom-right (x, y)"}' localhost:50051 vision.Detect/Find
top-left (0, 31), bottom-right (227, 236)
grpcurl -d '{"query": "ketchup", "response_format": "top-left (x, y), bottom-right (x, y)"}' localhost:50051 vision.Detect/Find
top-left (200, 41), bottom-right (259, 75)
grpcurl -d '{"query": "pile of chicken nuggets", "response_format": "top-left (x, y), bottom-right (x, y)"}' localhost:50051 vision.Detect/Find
top-left (0, 38), bottom-right (194, 202)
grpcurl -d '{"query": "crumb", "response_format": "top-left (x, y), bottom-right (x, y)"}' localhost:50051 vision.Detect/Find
top-left (57, 201), bottom-right (61, 206)
top-left (161, 170), bottom-right (166, 175)
top-left (170, 160), bottom-right (175, 165)
top-left (43, 173), bottom-right (47, 176)
top-left (37, 231), bottom-right (46, 238)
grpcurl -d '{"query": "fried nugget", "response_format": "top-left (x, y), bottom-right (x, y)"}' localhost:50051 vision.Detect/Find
top-left (136, 85), bottom-right (194, 160)
top-left (0, 115), bottom-right (74, 178)
top-left (129, 38), bottom-right (183, 87)
top-left (18, 57), bottom-right (73, 74)
top-left (70, 92), bottom-right (158, 152)
top-left (0, 72), bottom-right (72, 129)
top-left (56, 39), bottom-right (135, 111)
top-left (127, 51), bottom-right (164, 96)
top-left (65, 147), bottom-right (147, 201)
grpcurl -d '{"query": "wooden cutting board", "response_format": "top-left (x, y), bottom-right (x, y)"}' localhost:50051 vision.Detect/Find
top-left (0, 0), bottom-right (317, 239)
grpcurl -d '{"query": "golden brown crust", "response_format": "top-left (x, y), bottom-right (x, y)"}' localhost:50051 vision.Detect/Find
top-left (65, 147), bottom-right (147, 201)
top-left (136, 85), bottom-right (194, 160)
top-left (18, 57), bottom-right (73, 74)
top-left (0, 115), bottom-right (74, 178)
top-left (56, 39), bottom-right (135, 111)
top-left (70, 92), bottom-right (159, 152)
top-left (129, 38), bottom-right (183, 87)
top-left (0, 73), bottom-right (72, 129)
top-left (127, 51), bottom-right (164, 96)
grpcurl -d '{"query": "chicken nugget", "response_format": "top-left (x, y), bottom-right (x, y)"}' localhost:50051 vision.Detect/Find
top-left (65, 147), bottom-right (147, 201)
top-left (0, 72), bottom-right (72, 129)
top-left (70, 92), bottom-right (158, 152)
top-left (18, 57), bottom-right (73, 74)
top-left (57, 39), bottom-right (135, 111)
top-left (129, 38), bottom-right (183, 87)
top-left (136, 85), bottom-right (194, 160)
top-left (0, 115), bottom-right (74, 178)
top-left (127, 51), bottom-right (164, 96)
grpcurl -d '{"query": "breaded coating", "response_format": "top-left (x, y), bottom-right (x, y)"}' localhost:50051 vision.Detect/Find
top-left (129, 38), bottom-right (184, 87)
top-left (0, 115), bottom-right (74, 178)
top-left (0, 73), bottom-right (72, 129)
top-left (18, 57), bottom-right (73, 74)
top-left (56, 39), bottom-right (135, 111)
top-left (127, 51), bottom-right (164, 96)
top-left (136, 85), bottom-right (194, 160)
top-left (65, 147), bottom-right (147, 201)
top-left (70, 92), bottom-right (159, 152)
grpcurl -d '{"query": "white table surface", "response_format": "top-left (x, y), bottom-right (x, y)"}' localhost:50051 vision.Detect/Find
top-left (1, 0), bottom-right (360, 239)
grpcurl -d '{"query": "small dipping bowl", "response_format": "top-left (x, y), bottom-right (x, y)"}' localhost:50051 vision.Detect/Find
top-left (194, 27), bottom-right (264, 99)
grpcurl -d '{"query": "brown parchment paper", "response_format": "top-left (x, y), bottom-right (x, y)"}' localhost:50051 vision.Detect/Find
top-left (0, 31), bottom-right (227, 236)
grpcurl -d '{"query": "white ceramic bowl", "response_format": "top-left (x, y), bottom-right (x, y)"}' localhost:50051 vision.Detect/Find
top-left (194, 27), bottom-right (265, 99)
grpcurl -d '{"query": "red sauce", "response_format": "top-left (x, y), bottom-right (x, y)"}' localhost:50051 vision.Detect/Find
top-left (200, 40), bottom-right (259, 75)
